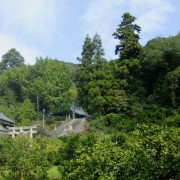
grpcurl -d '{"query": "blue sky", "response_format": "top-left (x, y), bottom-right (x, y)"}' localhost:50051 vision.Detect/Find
top-left (0, 0), bottom-right (179, 65)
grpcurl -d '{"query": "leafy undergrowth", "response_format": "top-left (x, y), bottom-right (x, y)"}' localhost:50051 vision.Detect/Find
top-left (47, 166), bottom-right (62, 180)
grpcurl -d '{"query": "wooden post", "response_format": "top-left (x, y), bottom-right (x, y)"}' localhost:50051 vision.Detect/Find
top-left (72, 101), bottom-right (75, 119)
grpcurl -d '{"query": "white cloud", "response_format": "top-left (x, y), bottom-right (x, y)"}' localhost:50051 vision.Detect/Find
top-left (0, 34), bottom-right (40, 65)
top-left (129, 0), bottom-right (175, 33)
top-left (0, 0), bottom-right (63, 44)
top-left (82, 0), bottom-right (125, 36)
top-left (0, 0), bottom-right (67, 64)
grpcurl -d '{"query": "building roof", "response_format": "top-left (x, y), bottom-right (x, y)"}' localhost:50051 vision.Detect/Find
top-left (0, 113), bottom-right (15, 125)
top-left (70, 106), bottom-right (90, 117)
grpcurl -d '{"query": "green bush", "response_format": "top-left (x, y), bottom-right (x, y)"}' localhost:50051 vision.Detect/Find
top-left (57, 125), bottom-right (180, 179)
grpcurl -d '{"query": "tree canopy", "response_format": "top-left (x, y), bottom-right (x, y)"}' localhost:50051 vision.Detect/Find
top-left (113, 12), bottom-right (142, 60)
top-left (0, 48), bottom-right (24, 74)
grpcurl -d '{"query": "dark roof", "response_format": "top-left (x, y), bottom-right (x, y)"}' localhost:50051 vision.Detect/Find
top-left (0, 113), bottom-right (15, 125)
top-left (70, 106), bottom-right (90, 117)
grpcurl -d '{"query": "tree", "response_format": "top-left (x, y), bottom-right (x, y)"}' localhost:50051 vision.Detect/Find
top-left (76, 34), bottom-right (114, 115)
top-left (141, 34), bottom-right (180, 100)
top-left (60, 137), bottom-right (125, 179)
top-left (68, 83), bottom-right (78, 119)
top-left (57, 125), bottom-right (180, 179)
top-left (86, 62), bottom-right (116, 115)
top-left (130, 124), bottom-right (180, 179)
top-left (76, 34), bottom-right (97, 109)
top-left (162, 66), bottom-right (180, 106)
top-left (111, 13), bottom-right (143, 117)
top-left (113, 12), bottom-right (142, 60)
top-left (0, 65), bottom-right (32, 122)
top-left (27, 58), bottom-right (72, 113)
top-left (0, 64), bottom-right (30, 102)
top-left (0, 136), bottom-right (49, 180)
top-left (77, 33), bottom-right (105, 68)
top-left (92, 33), bottom-right (105, 68)
top-left (77, 35), bottom-right (94, 67)
top-left (0, 48), bottom-right (25, 73)
top-left (16, 98), bottom-right (37, 125)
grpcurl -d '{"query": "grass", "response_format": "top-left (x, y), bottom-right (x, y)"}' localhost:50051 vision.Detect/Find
top-left (47, 166), bottom-right (62, 180)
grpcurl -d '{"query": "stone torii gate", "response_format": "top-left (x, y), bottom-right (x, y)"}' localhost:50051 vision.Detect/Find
top-left (8, 125), bottom-right (39, 138)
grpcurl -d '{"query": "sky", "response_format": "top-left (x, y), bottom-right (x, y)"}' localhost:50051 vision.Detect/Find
top-left (0, 0), bottom-right (179, 65)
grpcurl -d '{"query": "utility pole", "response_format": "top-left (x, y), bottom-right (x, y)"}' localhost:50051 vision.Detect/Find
top-left (37, 94), bottom-right (39, 120)
top-left (72, 101), bottom-right (75, 119)
top-left (43, 109), bottom-right (45, 130)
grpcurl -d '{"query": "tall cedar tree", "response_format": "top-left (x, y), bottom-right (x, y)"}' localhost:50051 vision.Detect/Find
top-left (113, 12), bottom-right (142, 60)
top-left (111, 13), bottom-right (143, 116)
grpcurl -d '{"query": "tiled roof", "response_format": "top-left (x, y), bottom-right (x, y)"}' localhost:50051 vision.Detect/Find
top-left (70, 107), bottom-right (90, 117)
top-left (0, 113), bottom-right (15, 124)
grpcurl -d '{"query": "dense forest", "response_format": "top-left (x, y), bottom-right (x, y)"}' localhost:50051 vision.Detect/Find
top-left (0, 12), bottom-right (179, 179)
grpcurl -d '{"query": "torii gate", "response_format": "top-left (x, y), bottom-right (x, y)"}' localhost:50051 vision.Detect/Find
top-left (8, 125), bottom-right (39, 138)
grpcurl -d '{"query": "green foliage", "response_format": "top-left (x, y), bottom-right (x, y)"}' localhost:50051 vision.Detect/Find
top-left (36, 136), bottom-right (63, 165)
top-left (0, 136), bottom-right (49, 180)
top-left (113, 12), bottom-right (142, 60)
top-left (15, 98), bottom-right (37, 125)
top-left (112, 59), bottom-right (142, 102)
top-left (90, 113), bottom-right (137, 134)
top-left (104, 113), bottom-right (121, 127)
top-left (111, 12), bottom-right (143, 116)
top-left (68, 83), bottom-right (78, 102)
top-left (27, 57), bottom-right (72, 113)
top-left (0, 64), bottom-right (34, 123)
top-left (47, 166), bottom-right (61, 180)
top-left (76, 33), bottom-right (111, 115)
top-left (92, 33), bottom-right (105, 66)
top-left (86, 62), bottom-right (116, 115)
top-left (77, 33), bottom-right (105, 66)
top-left (141, 34), bottom-right (180, 100)
top-left (0, 64), bottom-right (30, 103)
top-left (58, 135), bottom-right (81, 163)
top-left (162, 66), bottom-right (180, 106)
top-left (130, 124), bottom-right (180, 179)
top-left (0, 48), bottom-right (24, 73)
top-left (58, 133), bottom-right (98, 178)
top-left (1, 98), bottom-right (36, 126)
top-left (65, 138), bottom-right (125, 179)
top-left (0, 56), bottom-right (74, 123)
top-left (77, 35), bottom-right (94, 66)
top-left (164, 113), bottom-right (180, 127)
top-left (56, 125), bottom-right (180, 180)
